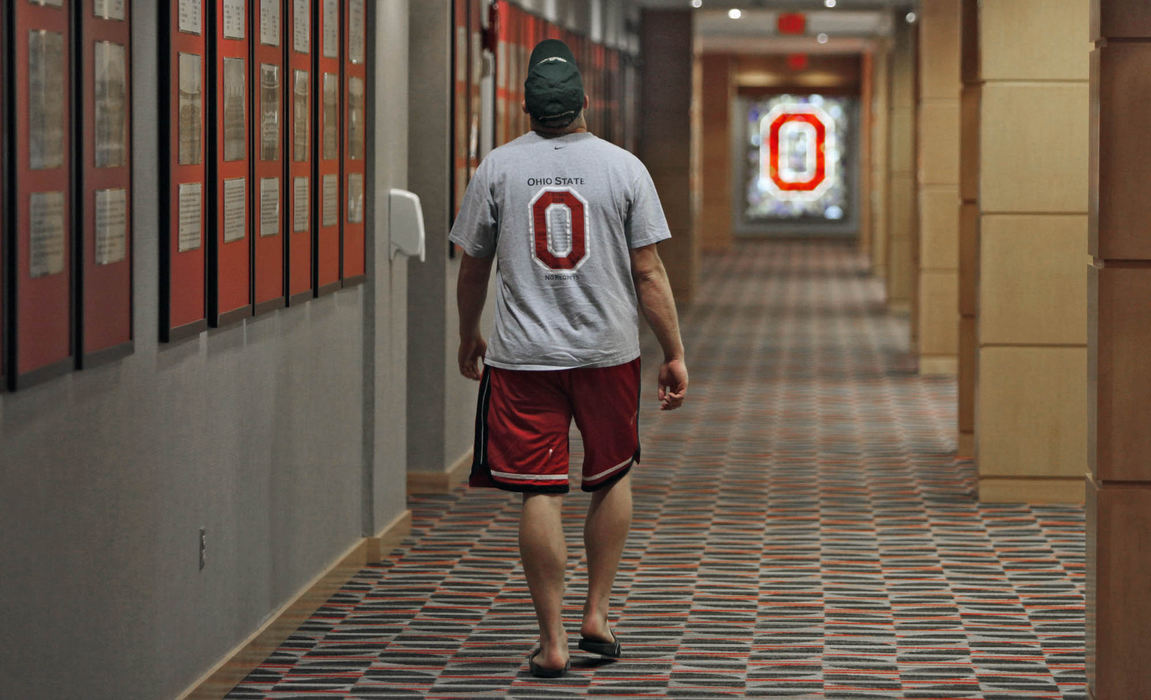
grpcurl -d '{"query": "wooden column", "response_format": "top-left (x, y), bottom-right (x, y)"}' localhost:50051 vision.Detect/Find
top-left (640, 9), bottom-right (697, 304)
top-left (915, 0), bottom-right (961, 376)
top-left (870, 43), bottom-right (891, 281)
top-left (958, 0), bottom-right (980, 458)
top-left (975, 0), bottom-right (1089, 503)
top-left (859, 51), bottom-right (873, 263)
top-left (886, 15), bottom-right (916, 313)
top-left (698, 53), bottom-right (733, 254)
top-left (1087, 1), bottom-right (1151, 697)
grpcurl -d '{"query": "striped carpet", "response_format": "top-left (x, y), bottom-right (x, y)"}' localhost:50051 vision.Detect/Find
top-left (228, 241), bottom-right (1086, 699)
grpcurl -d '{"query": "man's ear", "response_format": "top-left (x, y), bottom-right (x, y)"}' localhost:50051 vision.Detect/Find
top-left (583, 94), bottom-right (590, 110)
top-left (521, 99), bottom-right (529, 115)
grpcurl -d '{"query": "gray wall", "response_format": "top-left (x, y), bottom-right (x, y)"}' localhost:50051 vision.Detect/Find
top-left (0, 1), bottom-right (410, 698)
top-left (366, 0), bottom-right (411, 534)
top-left (406, 0), bottom-right (486, 475)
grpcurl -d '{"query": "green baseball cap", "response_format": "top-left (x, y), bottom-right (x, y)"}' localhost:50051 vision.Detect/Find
top-left (524, 39), bottom-right (584, 126)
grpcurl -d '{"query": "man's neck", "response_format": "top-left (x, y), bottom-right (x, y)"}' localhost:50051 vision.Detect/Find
top-left (531, 115), bottom-right (588, 137)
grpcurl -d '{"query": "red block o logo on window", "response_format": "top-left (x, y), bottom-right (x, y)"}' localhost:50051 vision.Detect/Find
top-left (761, 104), bottom-right (835, 200)
top-left (530, 187), bottom-right (589, 271)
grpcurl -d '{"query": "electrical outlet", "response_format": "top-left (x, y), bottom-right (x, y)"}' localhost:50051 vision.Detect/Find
top-left (199, 527), bottom-right (207, 570)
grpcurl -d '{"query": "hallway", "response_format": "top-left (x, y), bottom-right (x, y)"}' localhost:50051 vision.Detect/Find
top-left (228, 242), bottom-right (1085, 698)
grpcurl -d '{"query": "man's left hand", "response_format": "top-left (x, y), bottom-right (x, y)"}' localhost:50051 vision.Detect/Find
top-left (458, 334), bottom-right (488, 380)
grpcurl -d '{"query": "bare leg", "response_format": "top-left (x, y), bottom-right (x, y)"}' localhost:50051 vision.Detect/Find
top-left (581, 472), bottom-right (633, 641)
top-left (520, 492), bottom-right (569, 669)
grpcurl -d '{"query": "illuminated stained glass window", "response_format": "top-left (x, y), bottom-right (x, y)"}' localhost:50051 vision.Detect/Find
top-left (744, 94), bottom-right (853, 223)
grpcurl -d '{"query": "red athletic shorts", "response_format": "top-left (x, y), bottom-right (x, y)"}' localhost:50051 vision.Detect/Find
top-left (469, 358), bottom-right (641, 494)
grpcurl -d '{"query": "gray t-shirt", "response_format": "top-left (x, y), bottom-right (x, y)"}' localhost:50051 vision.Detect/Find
top-left (449, 131), bottom-right (671, 370)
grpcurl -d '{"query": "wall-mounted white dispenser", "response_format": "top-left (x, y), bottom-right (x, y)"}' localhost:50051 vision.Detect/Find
top-left (388, 189), bottom-right (426, 262)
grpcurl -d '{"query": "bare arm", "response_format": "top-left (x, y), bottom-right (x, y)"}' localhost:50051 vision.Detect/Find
top-left (630, 244), bottom-right (687, 410)
top-left (456, 252), bottom-right (494, 380)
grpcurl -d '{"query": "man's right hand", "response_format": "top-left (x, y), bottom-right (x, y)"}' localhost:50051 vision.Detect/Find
top-left (458, 334), bottom-right (487, 380)
top-left (658, 358), bottom-right (688, 411)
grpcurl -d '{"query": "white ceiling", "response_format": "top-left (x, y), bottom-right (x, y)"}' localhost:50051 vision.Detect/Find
top-left (694, 9), bottom-right (892, 37)
top-left (636, 0), bottom-right (916, 7)
top-left (633, 1), bottom-right (921, 52)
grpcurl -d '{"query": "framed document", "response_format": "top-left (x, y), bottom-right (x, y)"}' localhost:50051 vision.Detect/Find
top-left (161, 1), bottom-right (207, 341)
top-left (348, 76), bottom-right (364, 160)
top-left (222, 57), bottom-right (246, 161)
top-left (10, 1), bottom-right (74, 388)
top-left (293, 69), bottom-right (308, 161)
top-left (348, 0), bottom-right (364, 64)
top-left (341, 0), bottom-right (367, 283)
top-left (93, 41), bottom-right (127, 168)
top-left (178, 52), bottom-right (202, 164)
top-left (347, 173), bottom-right (363, 224)
top-left (322, 174), bottom-right (337, 227)
top-left (285, 0), bottom-right (312, 303)
top-left (322, 73), bottom-right (338, 160)
top-left (314, 1), bottom-right (341, 295)
top-left (28, 30), bottom-right (66, 170)
top-left (259, 63), bottom-right (280, 160)
top-left (178, 0), bottom-right (202, 34)
top-left (29, 192), bottom-right (67, 279)
top-left (322, 0), bottom-right (338, 58)
top-left (222, 0), bottom-right (245, 40)
top-left (259, 0), bottom-right (280, 46)
top-left (209, 0), bottom-right (252, 326)
top-left (93, 0), bottom-right (126, 20)
top-left (292, 0), bottom-right (309, 53)
top-left (222, 178), bottom-right (246, 242)
top-left (259, 177), bottom-right (279, 237)
top-left (94, 189), bottom-right (128, 265)
top-left (251, 0), bottom-right (285, 312)
top-left (80, 0), bottom-right (133, 367)
top-left (293, 177), bottom-right (309, 232)
top-left (178, 183), bottom-right (203, 252)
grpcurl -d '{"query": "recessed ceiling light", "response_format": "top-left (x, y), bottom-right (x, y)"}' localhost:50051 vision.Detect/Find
top-left (905, 11), bottom-right (918, 23)
top-left (824, 0), bottom-right (837, 7)
top-left (691, 0), bottom-right (702, 6)
top-left (817, 32), bottom-right (829, 44)
top-left (728, 8), bottom-right (742, 19)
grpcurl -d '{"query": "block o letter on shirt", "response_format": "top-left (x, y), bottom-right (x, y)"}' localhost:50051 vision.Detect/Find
top-left (530, 187), bottom-right (588, 271)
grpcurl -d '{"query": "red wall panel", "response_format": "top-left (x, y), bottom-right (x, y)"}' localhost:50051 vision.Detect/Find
top-left (251, 0), bottom-right (287, 313)
top-left (11, 0), bottom-right (74, 383)
top-left (341, 0), bottom-right (367, 283)
top-left (285, 0), bottom-right (313, 304)
top-left (210, 0), bottom-right (253, 325)
top-left (162, 0), bottom-right (208, 341)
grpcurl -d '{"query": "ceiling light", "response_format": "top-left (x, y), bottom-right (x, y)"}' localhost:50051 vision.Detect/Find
top-left (691, 0), bottom-right (702, 6)
top-left (728, 8), bottom-right (742, 19)
top-left (824, 0), bottom-right (837, 7)
top-left (817, 32), bottom-right (829, 44)
top-left (905, 11), bottom-right (918, 23)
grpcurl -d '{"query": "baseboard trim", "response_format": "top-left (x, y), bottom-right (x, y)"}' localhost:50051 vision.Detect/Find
top-left (180, 509), bottom-right (412, 699)
top-left (957, 432), bottom-right (975, 459)
top-left (367, 509), bottom-right (414, 563)
top-left (408, 449), bottom-right (472, 494)
top-left (919, 355), bottom-right (958, 376)
top-left (978, 476), bottom-right (1084, 504)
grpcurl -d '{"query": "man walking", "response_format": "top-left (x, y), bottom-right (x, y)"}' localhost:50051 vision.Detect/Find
top-left (451, 38), bottom-right (687, 678)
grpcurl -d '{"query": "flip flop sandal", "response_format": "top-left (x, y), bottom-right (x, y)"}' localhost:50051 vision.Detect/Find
top-left (528, 648), bottom-right (570, 678)
top-left (578, 629), bottom-right (622, 658)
